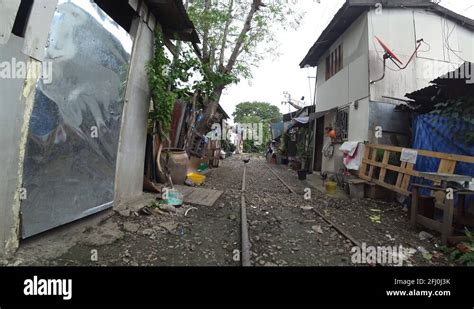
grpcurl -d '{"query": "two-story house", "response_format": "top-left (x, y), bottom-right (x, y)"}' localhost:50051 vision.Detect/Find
top-left (300, 0), bottom-right (474, 175)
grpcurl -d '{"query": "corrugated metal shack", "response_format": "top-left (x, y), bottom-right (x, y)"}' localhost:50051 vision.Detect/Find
top-left (0, 0), bottom-right (198, 256)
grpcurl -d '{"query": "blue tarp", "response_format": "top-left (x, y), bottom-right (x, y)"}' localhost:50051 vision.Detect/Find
top-left (271, 122), bottom-right (284, 139)
top-left (411, 114), bottom-right (474, 210)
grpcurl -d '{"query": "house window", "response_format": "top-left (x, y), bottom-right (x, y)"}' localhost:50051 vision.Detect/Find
top-left (325, 44), bottom-right (343, 80)
top-left (335, 107), bottom-right (349, 141)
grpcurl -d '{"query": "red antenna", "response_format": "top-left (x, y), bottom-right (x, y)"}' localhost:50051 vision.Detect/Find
top-left (371, 36), bottom-right (424, 84)
top-left (375, 36), bottom-right (403, 65)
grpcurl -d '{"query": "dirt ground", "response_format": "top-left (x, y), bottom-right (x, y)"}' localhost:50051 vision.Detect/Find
top-left (2, 154), bottom-right (454, 266)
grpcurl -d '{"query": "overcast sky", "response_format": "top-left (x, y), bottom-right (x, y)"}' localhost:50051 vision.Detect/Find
top-left (219, 0), bottom-right (474, 122)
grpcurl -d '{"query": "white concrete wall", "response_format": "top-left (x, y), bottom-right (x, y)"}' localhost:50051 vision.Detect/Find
top-left (368, 8), bottom-right (474, 103)
top-left (348, 97), bottom-right (370, 142)
top-left (315, 13), bottom-right (370, 113)
top-left (313, 7), bottom-right (474, 173)
top-left (314, 13), bottom-right (370, 173)
top-left (0, 35), bottom-right (29, 256)
top-left (0, 0), bottom-right (56, 255)
top-left (315, 12), bottom-right (371, 138)
top-left (114, 18), bottom-right (154, 208)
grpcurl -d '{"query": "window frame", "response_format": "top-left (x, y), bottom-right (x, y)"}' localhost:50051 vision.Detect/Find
top-left (324, 43), bottom-right (343, 81)
top-left (335, 106), bottom-right (349, 142)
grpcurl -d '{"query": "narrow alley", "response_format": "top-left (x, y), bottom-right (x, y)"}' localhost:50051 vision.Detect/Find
top-left (1, 0), bottom-right (473, 306)
top-left (2, 155), bottom-right (451, 267)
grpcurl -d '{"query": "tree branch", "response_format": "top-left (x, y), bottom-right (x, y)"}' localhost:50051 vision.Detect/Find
top-left (202, 0), bottom-right (211, 63)
top-left (192, 41), bottom-right (203, 61)
top-left (219, 0), bottom-right (234, 69)
top-left (224, 0), bottom-right (264, 74)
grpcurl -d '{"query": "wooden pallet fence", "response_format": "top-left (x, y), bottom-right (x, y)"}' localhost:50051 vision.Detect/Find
top-left (359, 144), bottom-right (474, 196)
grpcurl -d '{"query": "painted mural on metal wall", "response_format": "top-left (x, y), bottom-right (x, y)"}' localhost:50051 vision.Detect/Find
top-left (21, 0), bottom-right (132, 237)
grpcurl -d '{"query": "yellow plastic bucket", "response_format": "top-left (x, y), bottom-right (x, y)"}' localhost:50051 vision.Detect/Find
top-left (325, 181), bottom-right (337, 194)
top-left (186, 172), bottom-right (206, 185)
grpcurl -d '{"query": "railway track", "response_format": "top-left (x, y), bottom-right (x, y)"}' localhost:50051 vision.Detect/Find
top-left (240, 159), bottom-right (362, 266)
top-left (266, 163), bottom-right (361, 248)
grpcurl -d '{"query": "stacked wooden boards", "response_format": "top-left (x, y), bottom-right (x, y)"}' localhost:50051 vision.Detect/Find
top-left (359, 144), bottom-right (474, 196)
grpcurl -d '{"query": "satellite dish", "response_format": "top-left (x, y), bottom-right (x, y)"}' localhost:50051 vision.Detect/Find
top-left (371, 36), bottom-right (424, 84)
top-left (375, 36), bottom-right (403, 65)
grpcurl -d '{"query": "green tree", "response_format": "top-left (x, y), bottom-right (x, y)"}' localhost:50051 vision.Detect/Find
top-left (232, 101), bottom-right (282, 124)
top-left (233, 102), bottom-right (281, 153)
top-left (186, 0), bottom-right (303, 130)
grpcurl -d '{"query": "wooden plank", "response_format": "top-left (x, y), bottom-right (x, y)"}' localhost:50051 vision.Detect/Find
top-left (457, 195), bottom-right (466, 223)
top-left (401, 163), bottom-right (414, 191)
top-left (359, 174), bottom-right (371, 182)
top-left (412, 183), bottom-right (449, 192)
top-left (411, 187), bottom-right (418, 227)
top-left (434, 202), bottom-right (446, 210)
top-left (174, 185), bottom-right (223, 207)
top-left (362, 159), bottom-right (420, 177)
top-left (359, 145), bottom-right (371, 178)
top-left (396, 162), bottom-right (407, 187)
top-left (442, 199), bottom-right (454, 245)
top-left (359, 144), bottom-right (473, 197)
top-left (416, 214), bottom-right (442, 232)
top-left (175, 185), bottom-right (194, 197)
top-left (367, 148), bottom-right (378, 179)
top-left (366, 144), bottom-right (474, 164)
top-left (347, 179), bottom-right (367, 184)
top-left (378, 151), bottom-right (390, 182)
top-left (418, 172), bottom-right (472, 183)
top-left (438, 159), bottom-right (457, 174)
top-left (0, 0), bottom-right (21, 45)
top-left (370, 179), bottom-right (410, 196)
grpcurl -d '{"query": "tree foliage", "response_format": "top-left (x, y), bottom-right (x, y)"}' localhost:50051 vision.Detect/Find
top-left (232, 101), bottom-right (282, 123)
top-left (147, 32), bottom-right (201, 139)
top-left (233, 101), bottom-right (282, 153)
top-left (186, 0), bottom-right (303, 102)
top-left (430, 96), bottom-right (474, 146)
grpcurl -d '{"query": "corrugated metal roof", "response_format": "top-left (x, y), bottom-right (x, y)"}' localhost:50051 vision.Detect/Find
top-left (146, 0), bottom-right (200, 43)
top-left (403, 62), bottom-right (474, 113)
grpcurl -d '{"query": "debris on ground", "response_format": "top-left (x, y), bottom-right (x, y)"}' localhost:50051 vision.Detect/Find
top-left (419, 231), bottom-right (434, 241)
top-left (9, 155), bottom-right (452, 266)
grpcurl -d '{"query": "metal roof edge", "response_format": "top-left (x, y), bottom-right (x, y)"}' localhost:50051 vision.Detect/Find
top-left (300, 0), bottom-right (474, 68)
